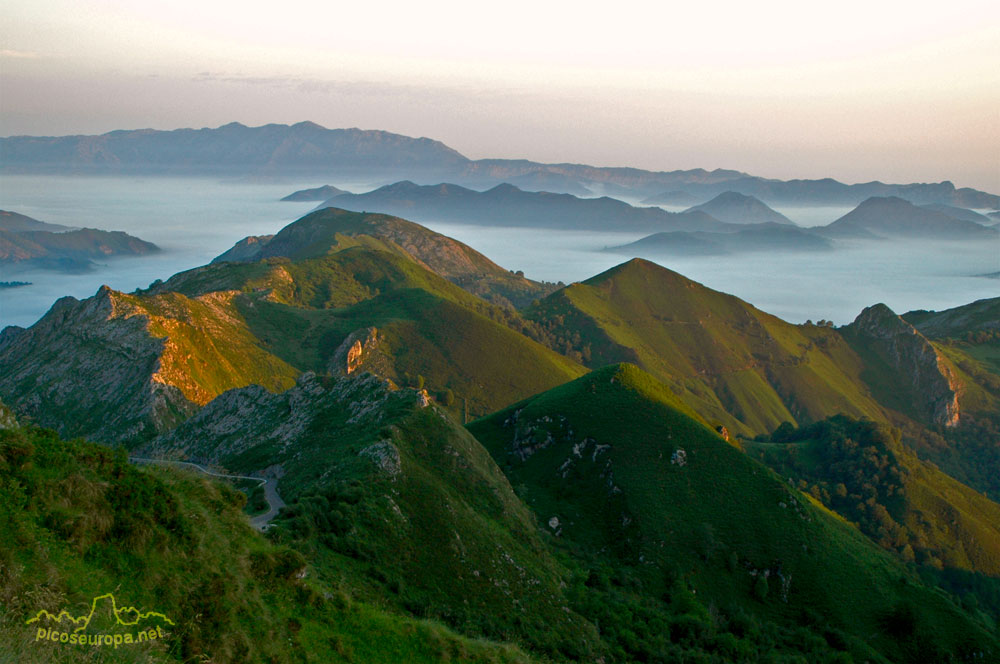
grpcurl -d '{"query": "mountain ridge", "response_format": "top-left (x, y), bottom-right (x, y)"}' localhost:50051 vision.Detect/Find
top-left (4, 122), bottom-right (996, 206)
top-left (317, 181), bottom-right (737, 233)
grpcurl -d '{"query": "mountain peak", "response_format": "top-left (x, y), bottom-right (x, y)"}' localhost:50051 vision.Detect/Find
top-left (485, 182), bottom-right (524, 195)
top-left (686, 191), bottom-right (794, 225)
top-left (291, 120), bottom-right (326, 131)
top-left (828, 196), bottom-right (999, 238)
top-left (846, 302), bottom-right (960, 427)
top-left (584, 257), bottom-right (691, 288)
top-left (850, 302), bottom-right (912, 337)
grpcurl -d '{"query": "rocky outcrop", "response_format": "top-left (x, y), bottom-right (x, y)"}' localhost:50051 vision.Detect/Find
top-left (0, 286), bottom-right (198, 443)
top-left (359, 440), bottom-right (402, 477)
top-left (139, 371), bottom-right (426, 476)
top-left (331, 327), bottom-right (382, 375)
top-left (0, 285), bottom-right (299, 444)
top-left (848, 303), bottom-right (961, 426)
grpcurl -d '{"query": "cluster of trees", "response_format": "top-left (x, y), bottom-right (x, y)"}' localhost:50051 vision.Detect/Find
top-left (905, 412), bottom-right (1000, 500)
top-left (962, 329), bottom-right (1000, 344)
top-left (759, 417), bottom-right (915, 556)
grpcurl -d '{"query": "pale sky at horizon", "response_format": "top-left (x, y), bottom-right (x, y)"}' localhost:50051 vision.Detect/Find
top-left (1, 0), bottom-right (998, 191)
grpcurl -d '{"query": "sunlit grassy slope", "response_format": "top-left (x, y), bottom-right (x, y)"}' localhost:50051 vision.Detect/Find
top-left (526, 258), bottom-right (888, 435)
top-left (1, 235), bottom-right (584, 444)
top-left (217, 207), bottom-right (558, 308)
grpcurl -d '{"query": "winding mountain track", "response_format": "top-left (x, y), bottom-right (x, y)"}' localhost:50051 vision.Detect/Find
top-left (129, 457), bottom-right (285, 531)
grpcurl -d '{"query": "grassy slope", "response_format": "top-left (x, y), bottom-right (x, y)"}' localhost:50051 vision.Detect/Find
top-left (743, 417), bottom-right (1000, 577)
top-left (848, 301), bottom-right (1000, 499)
top-left (166, 247), bottom-right (588, 418)
top-left (2, 244), bottom-right (582, 444)
top-left (469, 364), bottom-right (998, 663)
top-left (243, 207), bottom-right (557, 308)
top-left (118, 289), bottom-right (300, 405)
top-left (526, 259), bottom-right (887, 436)
top-left (142, 374), bottom-right (600, 659)
top-left (900, 296), bottom-right (1000, 414)
top-left (0, 425), bottom-right (533, 664)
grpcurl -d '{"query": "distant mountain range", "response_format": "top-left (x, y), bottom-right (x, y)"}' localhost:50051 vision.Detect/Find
top-left (608, 195), bottom-right (998, 257)
top-left (314, 181), bottom-right (737, 233)
top-left (609, 224), bottom-right (833, 256)
top-left (824, 196), bottom-right (999, 239)
top-left (306, 181), bottom-right (998, 256)
top-left (0, 121), bottom-right (467, 177)
top-left (0, 210), bottom-right (159, 272)
top-left (3, 122), bottom-right (997, 207)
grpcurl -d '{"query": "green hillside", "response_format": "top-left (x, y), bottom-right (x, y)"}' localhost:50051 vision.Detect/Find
top-left (1, 242), bottom-right (584, 443)
top-left (139, 373), bottom-right (601, 659)
top-left (469, 364), bottom-right (998, 662)
top-left (745, 416), bottom-right (1000, 576)
top-left (161, 247), bottom-right (587, 419)
top-left (0, 422), bottom-right (534, 664)
top-left (4, 207), bottom-right (1000, 663)
top-left (212, 207), bottom-right (558, 308)
top-left (526, 258), bottom-right (888, 436)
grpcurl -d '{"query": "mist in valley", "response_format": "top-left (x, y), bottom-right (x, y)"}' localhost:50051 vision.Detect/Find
top-left (1, 175), bottom-right (996, 330)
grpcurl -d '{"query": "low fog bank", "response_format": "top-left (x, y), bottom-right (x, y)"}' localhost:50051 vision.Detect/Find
top-left (2, 176), bottom-right (996, 330)
top-left (414, 221), bottom-right (1000, 325)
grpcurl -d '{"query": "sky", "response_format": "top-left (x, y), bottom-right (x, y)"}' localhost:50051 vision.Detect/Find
top-left (1, 0), bottom-right (999, 191)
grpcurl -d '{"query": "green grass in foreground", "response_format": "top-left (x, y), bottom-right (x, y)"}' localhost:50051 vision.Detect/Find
top-left (0, 424), bottom-right (534, 663)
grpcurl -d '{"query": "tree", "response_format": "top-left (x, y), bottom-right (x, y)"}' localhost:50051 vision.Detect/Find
top-left (753, 574), bottom-right (769, 602)
top-left (441, 389), bottom-right (455, 407)
top-left (415, 374), bottom-right (425, 390)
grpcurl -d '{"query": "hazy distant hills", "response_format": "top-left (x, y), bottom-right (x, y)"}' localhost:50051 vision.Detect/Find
top-left (0, 121), bottom-right (468, 176)
top-left (920, 203), bottom-right (994, 225)
top-left (315, 180), bottom-right (736, 232)
top-left (643, 176), bottom-right (1000, 209)
top-left (3, 122), bottom-right (998, 208)
top-left (279, 184), bottom-right (347, 201)
top-left (684, 191), bottom-right (795, 225)
top-left (602, 192), bottom-right (998, 257)
top-left (825, 196), bottom-right (1000, 239)
top-left (455, 159), bottom-right (746, 196)
top-left (0, 210), bottom-right (158, 272)
top-left (609, 223), bottom-right (832, 256)
top-left (0, 209), bottom-right (73, 232)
